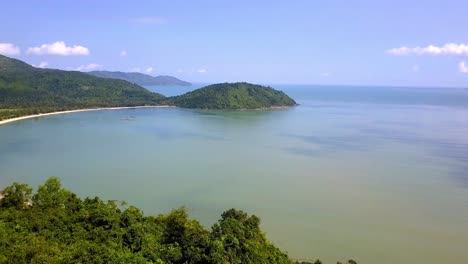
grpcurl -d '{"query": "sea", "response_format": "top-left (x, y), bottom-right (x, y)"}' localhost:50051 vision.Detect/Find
top-left (1, 84), bottom-right (467, 263)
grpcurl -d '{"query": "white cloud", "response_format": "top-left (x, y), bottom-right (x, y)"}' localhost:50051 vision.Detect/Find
top-left (74, 63), bottom-right (102, 71)
top-left (130, 67), bottom-right (156, 73)
top-left (387, 43), bottom-right (468, 56)
top-left (459, 61), bottom-right (468, 73)
top-left (131, 17), bottom-right (168, 24)
top-left (27, 41), bottom-right (89, 56)
top-left (197, 68), bottom-right (207, 74)
top-left (120, 50), bottom-right (127, 57)
top-left (0, 43), bottom-right (21, 56)
top-left (33, 61), bottom-right (49, 68)
top-left (412, 64), bottom-right (420, 72)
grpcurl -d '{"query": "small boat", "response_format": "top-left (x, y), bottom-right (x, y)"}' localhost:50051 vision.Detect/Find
top-left (120, 115), bottom-right (136, 121)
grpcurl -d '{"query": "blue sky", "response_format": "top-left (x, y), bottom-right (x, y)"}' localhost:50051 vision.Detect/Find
top-left (1, 0), bottom-right (468, 87)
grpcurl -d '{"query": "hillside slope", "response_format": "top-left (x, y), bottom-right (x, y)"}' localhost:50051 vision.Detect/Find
top-left (0, 55), bottom-right (165, 120)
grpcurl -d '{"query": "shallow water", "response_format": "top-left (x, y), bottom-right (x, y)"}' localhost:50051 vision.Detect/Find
top-left (1, 85), bottom-right (468, 263)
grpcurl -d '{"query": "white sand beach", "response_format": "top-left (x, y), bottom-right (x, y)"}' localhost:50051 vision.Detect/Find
top-left (0, 106), bottom-right (174, 126)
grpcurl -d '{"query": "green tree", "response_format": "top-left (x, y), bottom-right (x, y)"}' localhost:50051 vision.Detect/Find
top-left (0, 182), bottom-right (32, 209)
top-left (160, 207), bottom-right (210, 263)
top-left (32, 177), bottom-right (70, 209)
top-left (209, 208), bottom-right (290, 264)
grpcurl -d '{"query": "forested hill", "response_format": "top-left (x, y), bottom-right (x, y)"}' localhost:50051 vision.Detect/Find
top-left (167, 82), bottom-right (297, 109)
top-left (88, 71), bottom-right (192, 86)
top-left (0, 55), bottom-right (165, 120)
top-left (0, 177), bottom-right (357, 264)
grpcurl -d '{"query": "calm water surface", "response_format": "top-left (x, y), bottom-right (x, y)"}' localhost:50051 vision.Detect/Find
top-left (1, 85), bottom-right (468, 263)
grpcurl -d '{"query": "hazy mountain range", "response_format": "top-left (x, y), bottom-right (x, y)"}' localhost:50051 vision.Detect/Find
top-left (87, 71), bottom-right (191, 86)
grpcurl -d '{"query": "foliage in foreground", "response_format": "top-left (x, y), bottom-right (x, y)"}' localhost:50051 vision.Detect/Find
top-left (0, 177), bottom-right (356, 264)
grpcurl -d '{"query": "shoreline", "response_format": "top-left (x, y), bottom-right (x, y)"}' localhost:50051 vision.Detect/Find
top-left (0, 104), bottom-right (298, 126)
top-left (0, 105), bottom-right (174, 126)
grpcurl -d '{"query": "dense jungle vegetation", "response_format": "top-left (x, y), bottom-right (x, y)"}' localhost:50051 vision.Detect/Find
top-left (0, 177), bottom-right (356, 264)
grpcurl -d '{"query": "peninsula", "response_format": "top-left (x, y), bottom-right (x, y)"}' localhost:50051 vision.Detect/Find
top-left (0, 55), bottom-right (297, 123)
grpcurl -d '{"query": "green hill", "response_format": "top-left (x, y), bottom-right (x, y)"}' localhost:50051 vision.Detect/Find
top-left (88, 71), bottom-right (192, 86)
top-left (167, 82), bottom-right (297, 109)
top-left (0, 55), bottom-right (165, 120)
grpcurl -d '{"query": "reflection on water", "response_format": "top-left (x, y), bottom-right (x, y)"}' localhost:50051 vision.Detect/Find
top-left (0, 85), bottom-right (468, 263)
top-left (282, 134), bottom-right (370, 156)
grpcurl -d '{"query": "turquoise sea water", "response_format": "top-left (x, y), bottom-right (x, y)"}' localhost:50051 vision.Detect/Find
top-left (1, 85), bottom-right (468, 263)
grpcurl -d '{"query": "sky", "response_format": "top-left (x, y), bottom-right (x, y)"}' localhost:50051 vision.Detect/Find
top-left (1, 0), bottom-right (468, 87)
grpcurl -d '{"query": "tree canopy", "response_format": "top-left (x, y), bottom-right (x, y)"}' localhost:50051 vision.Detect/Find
top-left (0, 177), bottom-right (356, 264)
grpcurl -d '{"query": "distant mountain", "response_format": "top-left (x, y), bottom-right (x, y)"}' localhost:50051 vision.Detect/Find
top-left (87, 71), bottom-right (191, 86)
top-left (0, 55), bottom-right (165, 120)
top-left (166, 82), bottom-right (297, 109)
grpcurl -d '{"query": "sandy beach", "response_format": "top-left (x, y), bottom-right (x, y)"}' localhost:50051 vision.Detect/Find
top-left (0, 105), bottom-right (174, 126)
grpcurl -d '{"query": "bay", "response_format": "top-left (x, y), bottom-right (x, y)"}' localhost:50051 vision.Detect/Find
top-left (1, 85), bottom-right (468, 263)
